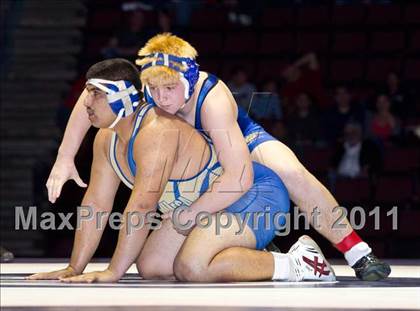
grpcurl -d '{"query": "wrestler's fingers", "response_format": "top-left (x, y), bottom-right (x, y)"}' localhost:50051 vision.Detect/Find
top-left (26, 272), bottom-right (49, 280)
top-left (60, 274), bottom-right (86, 283)
top-left (27, 271), bottom-right (62, 280)
top-left (52, 178), bottom-right (65, 203)
top-left (48, 179), bottom-right (56, 203)
top-left (72, 173), bottom-right (87, 188)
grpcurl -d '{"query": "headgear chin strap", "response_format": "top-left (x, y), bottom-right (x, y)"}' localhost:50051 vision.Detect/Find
top-left (86, 78), bottom-right (140, 128)
top-left (140, 53), bottom-right (199, 102)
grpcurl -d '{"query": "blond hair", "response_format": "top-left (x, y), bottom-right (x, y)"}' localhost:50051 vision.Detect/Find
top-left (136, 33), bottom-right (198, 86)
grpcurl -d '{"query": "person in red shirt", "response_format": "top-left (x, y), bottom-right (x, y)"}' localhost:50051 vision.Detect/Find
top-left (368, 94), bottom-right (400, 144)
top-left (281, 53), bottom-right (329, 114)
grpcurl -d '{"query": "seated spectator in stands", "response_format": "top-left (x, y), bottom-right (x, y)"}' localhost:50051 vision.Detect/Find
top-left (381, 71), bottom-right (410, 120)
top-left (248, 79), bottom-right (282, 122)
top-left (157, 9), bottom-right (172, 33)
top-left (286, 92), bottom-right (323, 146)
top-left (227, 66), bottom-right (256, 110)
top-left (281, 52), bottom-right (329, 114)
top-left (225, 0), bottom-right (258, 27)
top-left (330, 123), bottom-right (382, 180)
top-left (101, 10), bottom-right (149, 62)
top-left (366, 94), bottom-right (401, 145)
top-left (324, 85), bottom-right (365, 144)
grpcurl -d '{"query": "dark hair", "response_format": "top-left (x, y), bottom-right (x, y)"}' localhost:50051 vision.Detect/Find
top-left (86, 58), bottom-right (141, 91)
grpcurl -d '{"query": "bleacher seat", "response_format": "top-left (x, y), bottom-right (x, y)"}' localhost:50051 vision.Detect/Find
top-left (297, 6), bottom-right (330, 27)
top-left (365, 58), bottom-right (401, 83)
top-left (403, 58), bottom-right (420, 81)
top-left (261, 7), bottom-right (294, 28)
top-left (408, 31), bottom-right (420, 53)
top-left (359, 208), bottom-right (393, 238)
top-left (86, 35), bottom-right (109, 57)
top-left (365, 4), bottom-right (402, 25)
top-left (332, 5), bottom-right (365, 26)
top-left (333, 32), bottom-right (367, 54)
top-left (259, 33), bottom-right (294, 55)
top-left (302, 147), bottom-right (333, 174)
top-left (189, 33), bottom-right (223, 55)
top-left (375, 176), bottom-right (413, 204)
top-left (190, 8), bottom-right (229, 29)
top-left (296, 32), bottom-right (329, 54)
top-left (220, 59), bottom-right (256, 81)
top-left (223, 32), bottom-right (257, 55)
top-left (370, 32), bottom-right (405, 53)
top-left (89, 0), bottom-right (121, 6)
top-left (383, 148), bottom-right (419, 173)
top-left (334, 178), bottom-right (371, 204)
top-left (256, 59), bottom-right (288, 81)
top-left (396, 210), bottom-right (420, 238)
top-left (199, 58), bottom-right (221, 75)
top-left (89, 10), bottom-right (121, 31)
top-left (404, 3), bottom-right (420, 25)
top-left (330, 59), bottom-right (364, 83)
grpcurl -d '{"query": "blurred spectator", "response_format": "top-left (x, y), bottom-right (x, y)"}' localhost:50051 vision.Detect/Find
top-left (227, 66), bottom-right (256, 110)
top-left (0, 246), bottom-right (14, 262)
top-left (101, 10), bottom-right (149, 62)
top-left (324, 85), bottom-right (365, 144)
top-left (281, 52), bottom-right (329, 114)
top-left (171, 0), bottom-right (195, 27)
top-left (366, 94), bottom-right (401, 145)
top-left (286, 92), bottom-right (323, 146)
top-left (148, 9), bottom-right (177, 36)
top-left (330, 123), bottom-right (382, 179)
top-left (381, 71), bottom-right (410, 120)
top-left (157, 9), bottom-right (172, 33)
top-left (248, 79), bottom-right (282, 122)
top-left (270, 121), bottom-right (289, 145)
top-left (224, 0), bottom-right (258, 27)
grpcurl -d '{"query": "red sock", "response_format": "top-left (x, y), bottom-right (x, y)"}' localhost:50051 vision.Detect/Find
top-left (334, 230), bottom-right (363, 254)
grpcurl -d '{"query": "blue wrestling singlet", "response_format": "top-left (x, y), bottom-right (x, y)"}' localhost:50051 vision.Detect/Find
top-left (109, 103), bottom-right (290, 250)
top-left (109, 103), bottom-right (223, 214)
top-left (143, 73), bottom-right (278, 153)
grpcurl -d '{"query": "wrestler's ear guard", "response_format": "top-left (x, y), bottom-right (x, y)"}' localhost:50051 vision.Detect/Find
top-left (86, 78), bottom-right (140, 128)
top-left (138, 53), bottom-right (199, 102)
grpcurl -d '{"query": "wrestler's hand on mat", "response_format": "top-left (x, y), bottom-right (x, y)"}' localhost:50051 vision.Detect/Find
top-left (26, 266), bottom-right (78, 280)
top-left (47, 154), bottom-right (87, 203)
top-left (59, 269), bottom-right (119, 283)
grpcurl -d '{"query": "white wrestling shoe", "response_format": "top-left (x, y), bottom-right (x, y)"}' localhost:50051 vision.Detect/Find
top-left (287, 235), bottom-right (336, 282)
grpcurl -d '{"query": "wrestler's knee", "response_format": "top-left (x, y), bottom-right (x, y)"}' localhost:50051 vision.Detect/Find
top-left (136, 255), bottom-right (166, 280)
top-left (173, 252), bottom-right (206, 282)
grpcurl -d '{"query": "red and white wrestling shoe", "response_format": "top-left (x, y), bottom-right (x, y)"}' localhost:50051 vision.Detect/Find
top-left (287, 235), bottom-right (336, 282)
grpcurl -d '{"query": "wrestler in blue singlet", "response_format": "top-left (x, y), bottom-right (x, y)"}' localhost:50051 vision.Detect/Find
top-left (109, 103), bottom-right (289, 250)
top-left (144, 73), bottom-right (277, 153)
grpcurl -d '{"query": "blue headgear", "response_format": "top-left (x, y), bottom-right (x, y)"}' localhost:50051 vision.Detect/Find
top-left (86, 78), bottom-right (140, 128)
top-left (139, 53), bottom-right (199, 102)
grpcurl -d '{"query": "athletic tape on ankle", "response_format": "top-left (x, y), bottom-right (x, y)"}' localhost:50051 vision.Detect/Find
top-left (334, 230), bottom-right (363, 253)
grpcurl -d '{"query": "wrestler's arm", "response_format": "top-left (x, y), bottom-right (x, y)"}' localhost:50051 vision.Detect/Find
top-left (106, 121), bottom-right (177, 279)
top-left (47, 88), bottom-right (91, 203)
top-left (293, 52), bottom-right (319, 70)
top-left (68, 129), bottom-right (121, 273)
top-left (182, 82), bottom-right (254, 220)
top-left (28, 130), bottom-right (120, 279)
